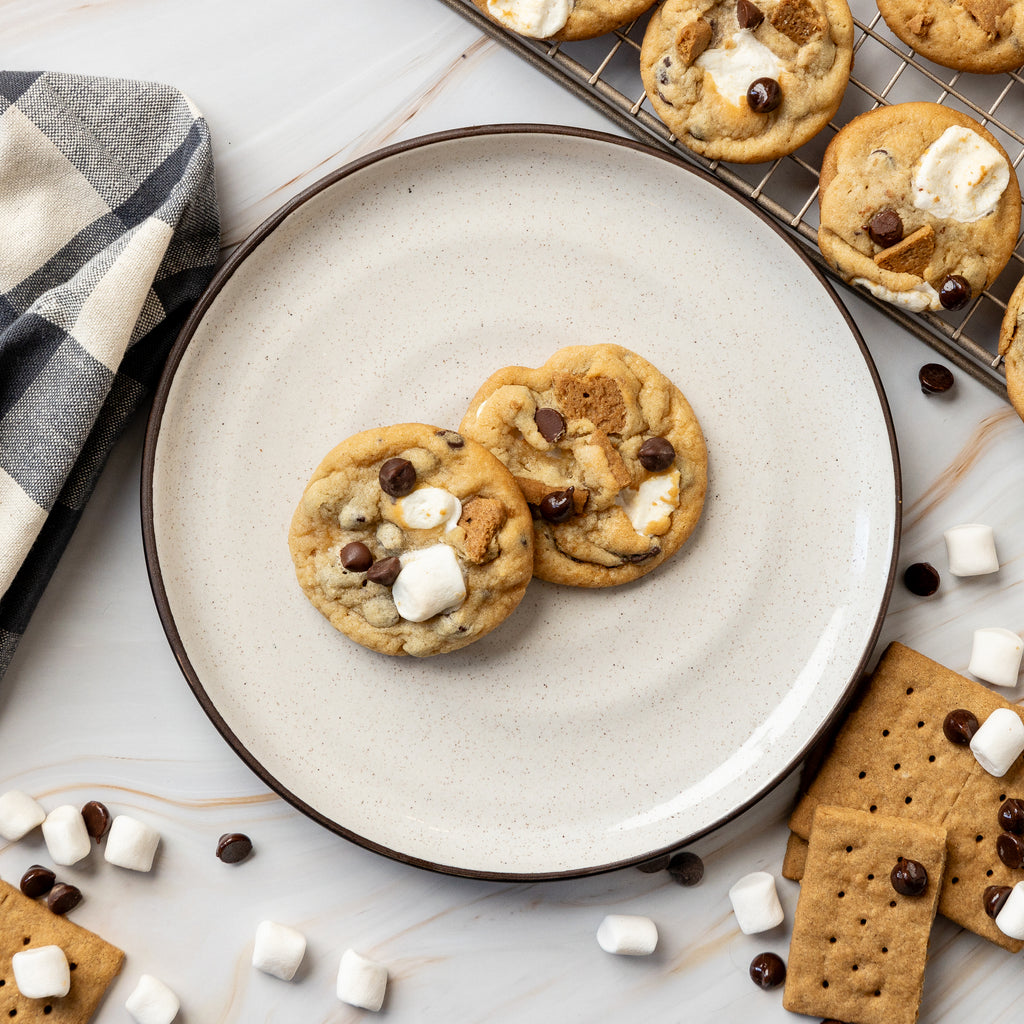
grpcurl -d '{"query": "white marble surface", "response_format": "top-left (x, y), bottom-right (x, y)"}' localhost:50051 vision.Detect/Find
top-left (2, 1), bottom-right (1023, 1021)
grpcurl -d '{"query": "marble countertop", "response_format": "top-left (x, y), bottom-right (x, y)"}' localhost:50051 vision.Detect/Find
top-left (2, 1), bottom-right (1023, 1021)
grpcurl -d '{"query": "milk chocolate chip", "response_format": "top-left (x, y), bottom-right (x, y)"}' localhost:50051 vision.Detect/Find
top-left (20, 865), bottom-right (56, 899)
top-left (340, 542), bottom-right (373, 572)
top-left (366, 556), bottom-right (402, 586)
top-left (46, 882), bottom-right (83, 915)
top-left (919, 363), bottom-right (954, 394)
top-left (984, 884), bottom-right (1013, 919)
top-left (749, 951), bottom-right (786, 989)
top-left (668, 850), bottom-right (705, 886)
top-left (534, 407), bottom-right (566, 443)
top-left (867, 209), bottom-right (903, 248)
top-left (997, 832), bottom-right (1024, 869)
top-left (82, 800), bottom-right (111, 841)
top-left (903, 562), bottom-right (940, 596)
top-left (943, 708), bottom-right (979, 744)
top-left (638, 437), bottom-right (676, 472)
top-left (890, 856), bottom-right (928, 896)
top-left (379, 458), bottom-right (416, 497)
top-left (736, 0), bottom-right (765, 28)
top-left (216, 832), bottom-right (253, 864)
top-left (998, 797), bottom-right (1024, 835)
top-left (939, 275), bottom-right (972, 311)
top-left (539, 487), bottom-right (575, 523)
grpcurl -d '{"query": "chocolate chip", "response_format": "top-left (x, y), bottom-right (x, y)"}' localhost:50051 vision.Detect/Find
top-left (890, 856), bottom-right (928, 896)
top-left (635, 853), bottom-right (671, 873)
top-left (534, 407), bottom-right (566, 443)
top-left (81, 800), bottom-right (111, 841)
top-left (638, 437), bottom-right (676, 472)
top-left (668, 850), bottom-right (704, 886)
top-left (746, 77), bottom-right (781, 113)
top-left (903, 562), bottom-right (940, 596)
top-left (46, 882), bottom-right (82, 915)
top-left (366, 556), bottom-right (402, 586)
top-left (939, 275), bottom-right (972, 310)
top-left (539, 487), bottom-right (575, 523)
top-left (736, 0), bottom-right (765, 28)
top-left (216, 832), bottom-right (253, 864)
top-left (19, 865), bottom-right (56, 899)
top-left (749, 951), bottom-right (786, 989)
top-left (918, 363), bottom-right (954, 394)
top-left (340, 541), bottom-right (373, 572)
top-left (379, 457), bottom-right (416, 497)
top-left (866, 208), bottom-right (903, 248)
top-left (997, 832), bottom-right (1024, 869)
top-left (434, 429), bottom-right (464, 448)
top-left (943, 709), bottom-right (979, 744)
top-left (998, 797), bottom-right (1024, 835)
top-left (984, 884), bottom-right (1013, 919)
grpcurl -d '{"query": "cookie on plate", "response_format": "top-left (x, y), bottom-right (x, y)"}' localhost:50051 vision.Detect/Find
top-left (876, 0), bottom-right (1024, 75)
top-left (998, 272), bottom-right (1024, 421)
top-left (470, 0), bottom-right (657, 40)
top-left (458, 344), bottom-right (707, 588)
top-left (288, 424), bottom-right (534, 657)
top-left (639, 0), bottom-right (854, 164)
top-left (818, 102), bottom-right (1021, 313)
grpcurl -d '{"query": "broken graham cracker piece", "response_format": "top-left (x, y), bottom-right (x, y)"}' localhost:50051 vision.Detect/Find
top-left (783, 805), bottom-right (946, 1024)
top-left (782, 831), bottom-right (809, 881)
top-left (768, 0), bottom-right (826, 44)
top-left (551, 372), bottom-right (626, 433)
top-left (675, 18), bottom-right (712, 66)
top-left (455, 497), bottom-right (505, 564)
top-left (872, 224), bottom-right (935, 276)
top-left (959, 0), bottom-right (1011, 36)
top-left (0, 880), bottom-right (124, 1023)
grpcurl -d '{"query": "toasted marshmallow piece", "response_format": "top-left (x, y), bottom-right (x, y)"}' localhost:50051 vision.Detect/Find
top-left (0, 789), bottom-right (46, 841)
top-left (485, 0), bottom-right (571, 38)
top-left (596, 914), bottom-right (659, 956)
top-left (104, 815), bottom-right (160, 872)
top-left (395, 487), bottom-right (461, 532)
top-left (696, 30), bottom-right (784, 106)
top-left (252, 920), bottom-right (306, 981)
top-left (337, 948), bottom-right (388, 1011)
top-left (617, 471), bottom-right (680, 536)
top-left (125, 974), bottom-right (180, 1024)
top-left (944, 523), bottom-right (999, 576)
top-left (12, 945), bottom-right (70, 998)
top-left (912, 126), bottom-right (1010, 223)
top-left (728, 871), bottom-right (785, 934)
top-left (392, 544), bottom-right (466, 622)
top-left (995, 881), bottom-right (1024, 940)
top-left (970, 707), bottom-right (1024, 777)
top-left (42, 805), bottom-right (91, 866)
top-left (968, 628), bottom-right (1023, 688)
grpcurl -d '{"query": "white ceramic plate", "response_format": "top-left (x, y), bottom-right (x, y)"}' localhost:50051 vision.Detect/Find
top-left (143, 126), bottom-right (899, 878)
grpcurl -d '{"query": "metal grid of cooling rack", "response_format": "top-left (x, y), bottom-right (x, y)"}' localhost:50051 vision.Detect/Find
top-left (438, 0), bottom-right (1024, 398)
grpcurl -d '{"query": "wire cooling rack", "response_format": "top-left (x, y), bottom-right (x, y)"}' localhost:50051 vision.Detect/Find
top-left (438, 0), bottom-right (1024, 398)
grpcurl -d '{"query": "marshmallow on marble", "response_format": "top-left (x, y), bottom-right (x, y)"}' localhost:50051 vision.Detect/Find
top-left (252, 920), bottom-right (306, 981)
top-left (104, 815), bottom-right (160, 872)
top-left (42, 804), bottom-right (91, 866)
top-left (0, 789), bottom-right (46, 841)
top-left (337, 948), bottom-right (388, 1011)
top-left (969, 707), bottom-right (1024, 777)
top-left (596, 914), bottom-right (659, 956)
top-left (728, 871), bottom-right (785, 934)
top-left (944, 523), bottom-right (999, 576)
top-left (995, 881), bottom-right (1024, 940)
top-left (392, 543), bottom-right (466, 622)
top-left (11, 945), bottom-right (70, 999)
top-left (968, 627), bottom-right (1023, 688)
top-left (125, 974), bottom-right (180, 1024)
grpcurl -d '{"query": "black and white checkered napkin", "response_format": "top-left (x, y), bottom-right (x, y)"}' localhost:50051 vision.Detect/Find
top-left (0, 71), bottom-right (220, 680)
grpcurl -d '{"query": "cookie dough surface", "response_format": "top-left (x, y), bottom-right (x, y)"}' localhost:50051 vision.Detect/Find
top-left (818, 102), bottom-right (1021, 313)
top-left (459, 344), bottom-right (707, 587)
top-left (288, 424), bottom-right (534, 657)
top-left (998, 272), bottom-right (1024, 421)
top-left (640, 0), bottom-right (853, 163)
top-left (877, 0), bottom-right (1024, 74)
top-left (472, 0), bottom-right (656, 40)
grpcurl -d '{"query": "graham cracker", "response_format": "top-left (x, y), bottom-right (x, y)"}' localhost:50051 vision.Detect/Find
top-left (674, 19), bottom-right (712, 66)
top-left (551, 372), bottom-right (627, 433)
top-left (782, 831), bottom-right (809, 881)
top-left (1, 880), bottom-right (124, 1023)
top-left (768, 0), bottom-right (826, 44)
top-left (784, 805), bottom-right (946, 1024)
top-left (873, 225), bottom-right (935, 276)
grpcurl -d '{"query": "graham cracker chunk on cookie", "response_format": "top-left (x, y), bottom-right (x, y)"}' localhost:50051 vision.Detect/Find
top-left (1, 880), bottom-right (124, 1023)
top-left (768, 0), bottom-right (826, 44)
top-left (872, 225), bottom-right (935, 276)
top-left (784, 805), bottom-right (946, 1024)
top-left (674, 19), bottom-right (712, 66)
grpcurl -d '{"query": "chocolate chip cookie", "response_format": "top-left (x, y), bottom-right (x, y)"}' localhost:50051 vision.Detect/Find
top-left (818, 103), bottom-right (1021, 313)
top-left (998, 272), bottom-right (1024, 422)
top-left (458, 345), bottom-right (707, 587)
top-left (288, 424), bottom-right (534, 657)
top-left (639, 0), bottom-right (854, 163)
top-left (470, 0), bottom-right (656, 40)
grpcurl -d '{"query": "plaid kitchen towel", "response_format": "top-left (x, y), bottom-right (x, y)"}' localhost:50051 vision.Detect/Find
top-left (0, 71), bottom-right (220, 681)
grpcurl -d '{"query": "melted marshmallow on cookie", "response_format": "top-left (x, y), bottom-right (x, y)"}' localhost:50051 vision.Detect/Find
top-left (616, 470), bottom-right (680, 536)
top-left (486, 0), bottom-right (571, 37)
top-left (393, 487), bottom-right (462, 532)
top-left (912, 126), bottom-right (1010, 223)
top-left (695, 30), bottom-right (784, 106)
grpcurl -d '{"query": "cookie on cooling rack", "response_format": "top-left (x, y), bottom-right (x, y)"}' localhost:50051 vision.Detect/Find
top-left (639, 0), bottom-right (854, 164)
top-left (288, 424), bottom-right (534, 657)
top-left (998, 273), bottom-right (1024, 421)
top-left (818, 102), bottom-right (1021, 313)
top-left (876, 0), bottom-right (1024, 75)
top-left (470, 0), bottom-right (656, 40)
top-left (459, 344), bottom-right (707, 588)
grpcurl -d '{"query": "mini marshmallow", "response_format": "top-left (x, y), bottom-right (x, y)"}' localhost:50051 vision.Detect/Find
top-left (995, 881), bottom-right (1024, 940)
top-left (970, 707), bottom-right (1024, 777)
top-left (252, 920), bottom-right (306, 981)
top-left (41, 804), bottom-right (91, 866)
top-left (104, 814), bottom-right (160, 871)
top-left (595, 914), bottom-right (658, 956)
top-left (11, 945), bottom-right (70, 998)
top-left (728, 871), bottom-right (785, 934)
top-left (125, 974), bottom-right (180, 1024)
top-left (944, 523), bottom-right (999, 576)
top-left (0, 789), bottom-right (46, 841)
top-left (968, 627), bottom-right (1024, 688)
top-left (392, 543), bottom-right (466, 622)
top-left (337, 948), bottom-right (388, 1011)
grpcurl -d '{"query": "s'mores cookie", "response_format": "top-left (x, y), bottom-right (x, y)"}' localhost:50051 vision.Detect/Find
top-left (998, 272), bottom-right (1024, 423)
top-left (470, 0), bottom-right (657, 40)
top-left (818, 103), bottom-right (1021, 313)
top-left (459, 344), bottom-right (707, 588)
top-left (288, 424), bottom-right (534, 656)
top-left (639, 0), bottom-right (854, 163)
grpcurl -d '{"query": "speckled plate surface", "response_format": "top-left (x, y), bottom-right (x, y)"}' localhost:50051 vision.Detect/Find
top-left (143, 126), bottom-right (900, 879)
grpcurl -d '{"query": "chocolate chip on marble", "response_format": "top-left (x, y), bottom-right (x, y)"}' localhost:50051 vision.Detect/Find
top-left (19, 865), bottom-right (56, 899)
top-left (866, 208), bottom-right (903, 248)
top-left (918, 363), bottom-right (955, 394)
top-left (998, 797), bottom-right (1024, 835)
top-left (46, 882), bottom-right (83, 915)
top-left (938, 275), bottom-right (972, 311)
top-left (736, 0), bottom-right (765, 28)
top-left (890, 856), bottom-right (928, 896)
top-left (82, 800), bottom-right (111, 841)
top-left (366, 556), bottom-right (402, 587)
top-left (340, 542), bottom-right (373, 572)
top-left (638, 437), bottom-right (676, 472)
top-left (216, 832), bottom-right (253, 864)
top-left (435, 429), bottom-right (464, 449)
top-left (668, 851), bottom-right (704, 886)
top-left (902, 562), bottom-right (940, 597)
top-left (997, 832), bottom-right (1024, 869)
top-left (942, 708), bottom-right (979, 745)
top-left (379, 457), bottom-right (416, 497)
top-left (748, 951), bottom-right (786, 989)
top-left (984, 884), bottom-right (1013, 919)
top-left (746, 77), bottom-right (781, 113)
top-left (534, 407), bottom-right (566, 443)
top-left (539, 487), bottom-right (575, 523)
